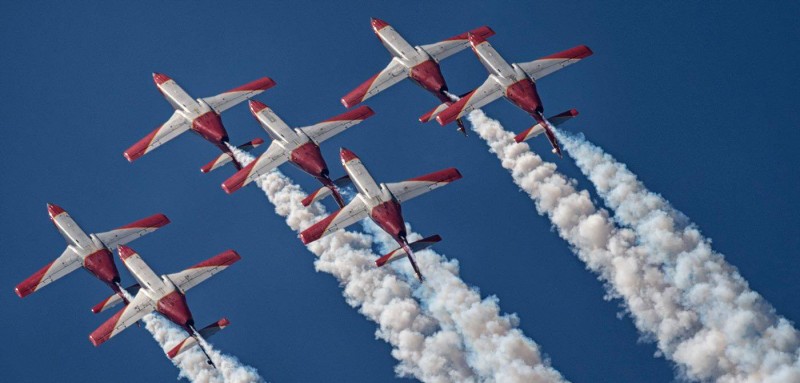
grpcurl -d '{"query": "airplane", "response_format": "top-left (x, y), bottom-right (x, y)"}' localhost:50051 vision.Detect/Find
top-left (299, 148), bottom-right (462, 281)
top-left (15, 204), bottom-right (169, 299)
top-left (427, 33), bottom-right (592, 156)
top-left (221, 100), bottom-right (374, 208)
top-left (341, 17), bottom-right (495, 135)
top-left (124, 73), bottom-right (276, 168)
top-left (89, 245), bottom-right (241, 367)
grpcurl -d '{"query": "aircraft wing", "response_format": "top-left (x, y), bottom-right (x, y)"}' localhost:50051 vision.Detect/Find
top-left (517, 45), bottom-right (593, 81)
top-left (419, 26), bottom-right (495, 62)
top-left (221, 141), bottom-right (290, 194)
top-left (385, 168), bottom-right (462, 203)
top-left (166, 250), bottom-right (241, 294)
top-left (124, 111), bottom-right (191, 162)
top-left (89, 290), bottom-right (155, 346)
top-left (435, 77), bottom-right (503, 125)
top-left (95, 213), bottom-right (170, 249)
top-left (299, 197), bottom-right (369, 244)
top-left (341, 58), bottom-right (409, 108)
top-left (300, 106), bottom-right (375, 144)
top-left (201, 77), bottom-right (276, 114)
top-left (15, 247), bottom-right (82, 298)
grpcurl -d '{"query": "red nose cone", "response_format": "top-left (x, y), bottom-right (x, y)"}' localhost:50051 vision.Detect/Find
top-left (371, 17), bottom-right (389, 31)
top-left (152, 73), bottom-right (171, 85)
top-left (248, 99), bottom-right (268, 115)
top-left (340, 147), bottom-right (359, 163)
top-left (47, 203), bottom-right (66, 219)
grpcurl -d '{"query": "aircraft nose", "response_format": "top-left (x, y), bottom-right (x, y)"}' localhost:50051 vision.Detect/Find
top-left (248, 99), bottom-right (268, 115)
top-left (152, 72), bottom-right (171, 85)
top-left (340, 147), bottom-right (359, 163)
top-left (370, 17), bottom-right (389, 31)
top-left (47, 203), bottom-right (65, 219)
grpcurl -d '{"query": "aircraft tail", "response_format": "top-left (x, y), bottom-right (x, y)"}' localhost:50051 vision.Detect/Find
top-left (514, 109), bottom-right (579, 155)
top-left (167, 318), bottom-right (230, 360)
top-left (375, 235), bottom-right (441, 267)
top-left (301, 175), bottom-right (352, 207)
top-left (91, 283), bottom-right (141, 314)
top-left (201, 138), bottom-right (264, 173)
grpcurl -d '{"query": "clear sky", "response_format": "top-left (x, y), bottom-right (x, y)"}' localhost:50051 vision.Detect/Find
top-left (1, 1), bottom-right (798, 382)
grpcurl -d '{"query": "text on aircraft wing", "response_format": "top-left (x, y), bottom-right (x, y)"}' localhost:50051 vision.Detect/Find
top-left (419, 26), bottom-right (495, 62)
top-left (89, 290), bottom-right (155, 346)
top-left (517, 45), bottom-right (593, 81)
top-left (166, 250), bottom-right (241, 293)
top-left (201, 77), bottom-right (276, 114)
top-left (15, 247), bottom-right (81, 298)
top-left (436, 77), bottom-right (503, 125)
top-left (341, 58), bottom-right (409, 108)
top-left (124, 111), bottom-right (191, 162)
top-left (95, 213), bottom-right (170, 249)
top-left (299, 197), bottom-right (369, 244)
top-left (300, 106), bottom-right (375, 144)
top-left (385, 168), bottom-right (463, 203)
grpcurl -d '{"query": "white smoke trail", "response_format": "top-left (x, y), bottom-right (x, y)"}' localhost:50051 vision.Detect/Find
top-left (114, 287), bottom-right (262, 382)
top-left (558, 132), bottom-right (800, 382)
top-left (143, 314), bottom-right (264, 383)
top-left (363, 220), bottom-right (565, 383)
top-left (230, 146), bottom-right (566, 382)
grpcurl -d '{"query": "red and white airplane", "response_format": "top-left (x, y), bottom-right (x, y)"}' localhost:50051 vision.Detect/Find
top-left (124, 73), bottom-right (276, 168)
top-left (221, 100), bottom-right (374, 208)
top-left (299, 148), bottom-right (461, 281)
top-left (427, 33), bottom-right (592, 156)
top-left (89, 245), bottom-right (241, 367)
top-left (15, 204), bottom-right (169, 299)
top-left (341, 18), bottom-right (495, 135)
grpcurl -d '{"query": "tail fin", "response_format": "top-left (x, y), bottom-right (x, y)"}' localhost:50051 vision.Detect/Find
top-left (302, 175), bottom-right (352, 207)
top-left (201, 138), bottom-right (265, 173)
top-left (376, 235), bottom-right (441, 267)
top-left (515, 109), bottom-right (579, 144)
top-left (91, 283), bottom-right (141, 314)
top-left (167, 318), bottom-right (230, 359)
top-left (401, 241), bottom-right (424, 282)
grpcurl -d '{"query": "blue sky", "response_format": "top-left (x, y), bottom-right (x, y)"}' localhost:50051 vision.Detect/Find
top-left (1, 1), bottom-right (798, 382)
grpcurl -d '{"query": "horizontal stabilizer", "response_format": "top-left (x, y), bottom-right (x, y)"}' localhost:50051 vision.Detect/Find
top-left (167, 318), bottom-right (230, 359)
top-left (91, 284), bottom-right (141, 314)
top-left (200, 138), bottom-right (265, 173)
top-left (514, 109), bottom-right (579, 143)
top-left (376, 235), bottom-right (442, 267)
top-left (301, 175), bottom-right (352, 207)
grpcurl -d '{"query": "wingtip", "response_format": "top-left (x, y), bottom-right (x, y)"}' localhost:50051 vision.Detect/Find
top-left (152, 72), bottom-right (171, 85)
top-left (248, 99), bottom-right (268, 115)
top-left (117, 245), bottom-right (136, 260)
top-left (339, 147), bottom-right (359, 163)
top-left (370, 17), bottom-right (389, 31)
top-left (47, 203), bottom-right (66, 219)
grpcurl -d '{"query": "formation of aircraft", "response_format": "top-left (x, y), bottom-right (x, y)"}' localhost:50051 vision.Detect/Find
top-left (300, 148), bottom-right (462, 281)
top-left (342, 18), bottom-right (494, 135)
top-left (15, 204), bottom-right (169, 299)
top-left (89, 245), bottom-right (240, 367)
top-left (124, 73), bottom-right (276, 168)
top-left (17, 17), bottom-right (591, 370)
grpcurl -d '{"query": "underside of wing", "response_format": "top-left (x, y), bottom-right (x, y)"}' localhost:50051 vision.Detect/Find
top-left (517, 45), bottom-right (593, 81)
top-left (89, 290), bottom-right (155, 346)
top-left (300, 106), bottom-right (375, 144)
top-left (15, 247), bottom-right (81, 298)
top-left (420, 25), bottom-right (495, 62)
top-left (124, 111), bottom-right (191, 162)
top-left (436, 77), bottom-right (503, 125)
top-left (221, 142), bottom-right (290, 194)
top-left (201, 77), bottom-right (276, 114)
top-left (165, 250), bottom-right (241, 293)
top-left (299, 198), bottom-right (369, 244)
top-left (341, 58), bottom-right (409, 108)
top-left (95, 213), bottom-right (170, 249)
top-left (386, 168), bottom-right (463, 203)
